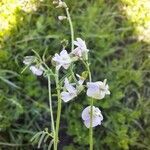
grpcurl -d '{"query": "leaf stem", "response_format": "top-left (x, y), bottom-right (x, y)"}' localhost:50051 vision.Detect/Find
top-left (90, 99), bottom-right (93, 150)
top-left (54, 69), bottom-right (62, 150)
top-left (83, 61), bottom-right (94, 150)
top-left (47, 75), bottom-right (55, 149)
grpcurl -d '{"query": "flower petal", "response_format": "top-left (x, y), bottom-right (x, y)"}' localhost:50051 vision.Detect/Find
top-left (76, 74), bottom-right (85, 85)
top-left (52, 50), bottom-right (71, 70)
top-left (73, 41), bottom-right (81, 47)
top-left (61, 91), bottom-right (76, 102)
top-left (81, 106), bottom-right (103, 128)
top-left (87, 81), bottom-right (110, 100)
top-left (56, 64), bottom-right (61, 71)
top-left (105, 89), bottom-right (110, 95)
top-left (60, 49), bottom-right (68, 56)
top-left (62, 63), bottom-right (70, 69)
top-left (29, 65), bottom-right (43, 76)
top-left (84, 116), bottom-right (102, 128)
top-left (87, 83), bottom-right (100, 99)
top-left (64, 78), bottom-right (77, 94)
top-left (81, 106), bottom-right (91, 120)
top-left (71, 48), bottom-right (82, 57)
top-left (52, 53), bottom-right (60, 61)
top-left (87, 82), bottom-right (99, 89)
top-left (99, 91), bottom-right (106, 99)
top-left (76, 38), bottom-right (86, 48)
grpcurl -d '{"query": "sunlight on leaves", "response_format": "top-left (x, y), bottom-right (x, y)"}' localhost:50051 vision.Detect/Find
top-left (0, 0), bottom-right (40, 43)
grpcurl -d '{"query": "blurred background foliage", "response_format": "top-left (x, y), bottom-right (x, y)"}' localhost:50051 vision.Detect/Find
top-left (0, 0), bottom-right (150, 149)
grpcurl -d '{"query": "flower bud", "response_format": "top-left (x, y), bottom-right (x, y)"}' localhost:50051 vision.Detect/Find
top-left (58, 16), bottom-right (67, 21)
top-left (53, 0), bottom-right (58, 4)
top-left (56, 1), bottom-right (67, 8)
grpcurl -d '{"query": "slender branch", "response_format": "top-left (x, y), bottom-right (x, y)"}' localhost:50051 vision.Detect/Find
top-left (54, 69), bottom-right (62, 150)
top-left (82, 60), bottom-right (94, 150)
top-left (48, 75), bottom-right (55, 133)
top-left (87, 63), bottom-right (93, 150)
top-left (65, 3), bottom-right (94, 149)
top-left (90, 99), bottom-right (93, 150)
top-left (65, 4), bottom-right (78, 89)
top-left (65, 7), bottom-right (74, 52)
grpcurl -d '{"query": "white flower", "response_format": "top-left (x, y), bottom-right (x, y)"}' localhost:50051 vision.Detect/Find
top-left (29, 65), bottom-right (44, 76)
top-left (52, 0), bottom-right (58, 4)
top-left (23, 56), bottom-right (35, 65)
top-left (58, 15), bottom-right (67, 21)
top-left (23, 56), bottom-right (44, 76)
top-left (72, 38), bottom-right (89, 59)
top-left (52, 50), bottom-right (72, 70)
top-left (61, 78), bottom-right (77, 102)
top-left (81, 106), bottom-right (103, 128)
top-left (87, 79), bottom-right (110, 99)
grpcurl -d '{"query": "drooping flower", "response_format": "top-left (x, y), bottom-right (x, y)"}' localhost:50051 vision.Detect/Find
top-left (87, 79), bottom-right (110, 99)
top-left (52, 50), bottom-right (72, 70)
top-left (61, 78), bottom-right (77, 102)
top-left (81, 106), bottom-right (103, 128)
top-left (71, 38), bottom-right (89, 59)
top-left (29, 65), bottom-right (44, 76)
top-left (23, 56), bottom-right (35, 65)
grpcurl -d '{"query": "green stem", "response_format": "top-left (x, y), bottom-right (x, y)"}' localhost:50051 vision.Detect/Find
top-left (47, 75), bottom-right (55, 149)
top-left (84, 61), bottom-right (94, 150)
top-left (90, 99), bottom-right (93, 150)
top-left (65, 4), bottom-right (78, 86)
top-left (54, 69), bottom-right (62, 150)
top-left (65, 7), bottom-right (74, 52)
top-left (65, 5), bottom-right (78, 87)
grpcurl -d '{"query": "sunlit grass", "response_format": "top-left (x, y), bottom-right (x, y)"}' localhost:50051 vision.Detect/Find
top-left (121, 0), bottom-right (150, 42)
top-left (1, 0), bottom-right (149, 42)
top-left (0, 0), bottom-right (39, 42)
top-left (0, 1), bottom-right (17, 39)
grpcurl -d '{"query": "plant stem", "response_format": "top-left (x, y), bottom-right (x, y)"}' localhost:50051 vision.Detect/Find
top-left (65, 4), bottom-right (78, 86)
top-left (65, 7), bottom-right (74, 52)
top-left (90, 99), bottom-right (93, 150)
top-left (88, 64), bottom-right (94, 150)
top-left (47, 75), bottom-right (55, 149)
top-left (54, 69), bottom-right (62, 150)
top-left (84, 61), bottom-right (94, 150)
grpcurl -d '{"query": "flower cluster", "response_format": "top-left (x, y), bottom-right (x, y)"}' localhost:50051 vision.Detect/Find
top-left (23, 38), bottom-right (110, 128)
top-left (55, 38), bottom-right (109, 128)
top-left (23, 1), bottom-right (111, 149)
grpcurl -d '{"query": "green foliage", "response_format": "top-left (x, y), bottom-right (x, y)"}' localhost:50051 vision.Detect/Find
top-left (0, 0), bottom-right (149, 149)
